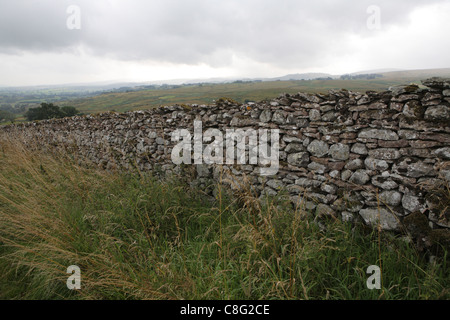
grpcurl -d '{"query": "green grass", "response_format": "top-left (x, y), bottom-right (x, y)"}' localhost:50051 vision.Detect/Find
top-left (57, 78), bottom-right (429, 115)
top-left (0, 136), bottom-right (448, 300)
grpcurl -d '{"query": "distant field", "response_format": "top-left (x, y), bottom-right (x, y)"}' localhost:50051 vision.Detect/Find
top-left (59, 74), bottom-right (447, 115)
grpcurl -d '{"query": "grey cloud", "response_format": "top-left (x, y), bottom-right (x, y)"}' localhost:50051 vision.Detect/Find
top-left (0, 0), bottom-right (446, 68)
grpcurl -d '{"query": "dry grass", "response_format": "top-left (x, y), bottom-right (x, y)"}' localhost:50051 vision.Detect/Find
top-left (0, 135), bottom-right (448, 300)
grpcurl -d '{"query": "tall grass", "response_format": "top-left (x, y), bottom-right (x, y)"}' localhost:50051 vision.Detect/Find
top-left (0, 136), bottom-right (448, 300)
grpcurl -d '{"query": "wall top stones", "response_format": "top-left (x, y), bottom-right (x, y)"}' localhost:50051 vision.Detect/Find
top-left (2, 78), bottom-right (450, 238)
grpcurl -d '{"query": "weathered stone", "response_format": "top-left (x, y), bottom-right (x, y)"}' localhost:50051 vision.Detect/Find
top-left (322, 111), bottom-right (338, 122)
top-left (329, 143), bottom-right (350, 160)
top-left (309, 109), bottom-right (321, 121)
top-left (321, 183), bottom-right (337, 194)
top-left (307, 139), bottom-right (329, 157)
top-left (392, 159), bottom-right (435, 178)
top-left (372, 176), bottom-right (398, 190)
top-left (287, 152), bottom-right (310, 167)
top-left (403, 100), bottom-right (423, 119)
top-left (424, 105), bottom-right (450, 121)
top-left (380, 190), bottom-right (402, 207)
top-left (345, 158), bottom-right (364, 170)
top-left (364, 157), bottom-right (389, 171)
top-left (285, 143), bottom-right (305, 153)
top-left (368, 148), bottom-right (401, 160)
top-left (421, 77), bottom-right (450, 89)
top-left (272, 110), bottom-right (286, 124)
top-left (433, 147), bottom-right (450, 159)
top-left (316, 204), bottom-right (336, 217)
top-left (266, 179), bottom-right (285, 190)
top-left (358, 129), bottom-right (399, 141)
top-left (327, 161), bottom-right (346, 171)
top-left (351, 143), bottom-right (368, 155)
top-left (378, 139), bottom-right (409, 148)
top-left (402, 193), bottom-right (422, 213)
top-left (259, 110), bottom-right (272, 123)
top-left (359, 208), bottom-right (400, 231)
top-left (308, 162), bottom-right (327, 174)
top-left (398, 130), bottom-right (419, 140)
top-left (349, 170), bottom-right (370, 185)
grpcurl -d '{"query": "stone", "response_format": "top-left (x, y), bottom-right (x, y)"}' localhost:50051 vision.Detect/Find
top-left (368, 148), bottom-right (401, 160)
top-left (308, 162), bottom-right (327, 174)
top-left (266, 179), bottom-right (284, 190)
top-left (349, 170), bottom-right (370, 185)
top-left (272, 110), bottom-right (286, 124)
top-left (364, 158), bottom-right (389, 171)
top-left (260, 110), bottom-right (272, 123)
top-left (393, 159), bottom-right (435, 178)
top-left (345, 158), bottom-right (364, 170)
top-left (402, 193), bottom-right (422, 213)
top-left (403, 100), bottom-right (423, 119)
top-left (380, 190), bottom-right (402, 207)
top-left (285, 143), bottom-right (305, 153)
top-left (307, 140), bottom-right (329, 157)
top-left (424, 105), bottom-right (450, 121)
top-left (329, 144), bottom-right (350, 161)
top-left (358, 129), bottom-right (399, 141)
top-left (341, 170), bottom-right (352, 181)
top-left (359, 208), bottom-right (400, 231)
top-left (287, 152), bottom-right (310, 167)
top-left (372, 176), bottom-right (398, 190)
top-left (321, 111), bottom-right (338, 122)
top-left (421, 77), bottom-right (450, 89)
top-left (321, 183), bottom-right (337, 194)
top-left (309, 109), bottom-right (321, 121)
top-left (316, 204), bottom-right (336, 217)
top-left (433, 147), bottom-right (450, 159)
top-left (351, 143), bottom-right (368, 155)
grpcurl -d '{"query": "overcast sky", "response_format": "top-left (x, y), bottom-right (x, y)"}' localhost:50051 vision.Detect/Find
top-left (0, 0), bottom-right (449, 86)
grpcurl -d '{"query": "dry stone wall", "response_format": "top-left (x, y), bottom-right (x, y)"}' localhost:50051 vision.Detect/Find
top-left (2, 78), bottom-right (450, 233)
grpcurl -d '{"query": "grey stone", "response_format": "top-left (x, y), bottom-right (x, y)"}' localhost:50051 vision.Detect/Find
top-left (287, 152), bottom-right (310, 167)
top-left (402, 193), bottom-right (422, 213)
top-left (380, 190), bottom-right (402, 207)
top-left (364, 157), bottom-right (389, 171)
top-left (266, 179), bottom-right (284, 190)
top-left (358, 129), bottom-right (399, 141)
top-left (316, 204), bottom-right (336, 217)
top-left (272, 110), bottom-right (286, 124)
top-left (308, 162), bottom-right (327, 174)
top-left (341, 170), bottom-right (352, 181)
top-left (372, 176), bottom-right (398, 190)
top-left (307, 140), bottom-right (329, 157)
top-left (349, 170), bottom-right (370, 185)
top-left (309, 109), bottom-right (321, 121)
top-left (322, 111), bottom-right (338, 122)
top-left (345, 159), bottom-right (364, 170)
top-left (329, 143), bottom-right (350, 160)
top-left (424, 105), bottom-right (450, 121)
top-left (433, 147), bottom-right (450, 159)
top-left (260, 110), bottom-right (272, 123)
top-left (285, 143), bottom-right (304, 153)
top-left (359, 208), bottom-right (400, 231)
top-left (351, 143), bottom-right (368, 155)
top-left (368, 148), bottom-right (401, 160)
top-left (321, 183), bottom-right (337, 194)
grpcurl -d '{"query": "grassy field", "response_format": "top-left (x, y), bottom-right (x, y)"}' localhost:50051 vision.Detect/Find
top-left (56, 79), bottom-right (404, 114)
top-left (0, 136), bottom-right (448, 300)
top-left (58, 68), bottom-right (450, 115)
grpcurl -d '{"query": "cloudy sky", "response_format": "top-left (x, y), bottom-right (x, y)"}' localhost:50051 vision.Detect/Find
top-left (0, 0), bottom-right (449, 86)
